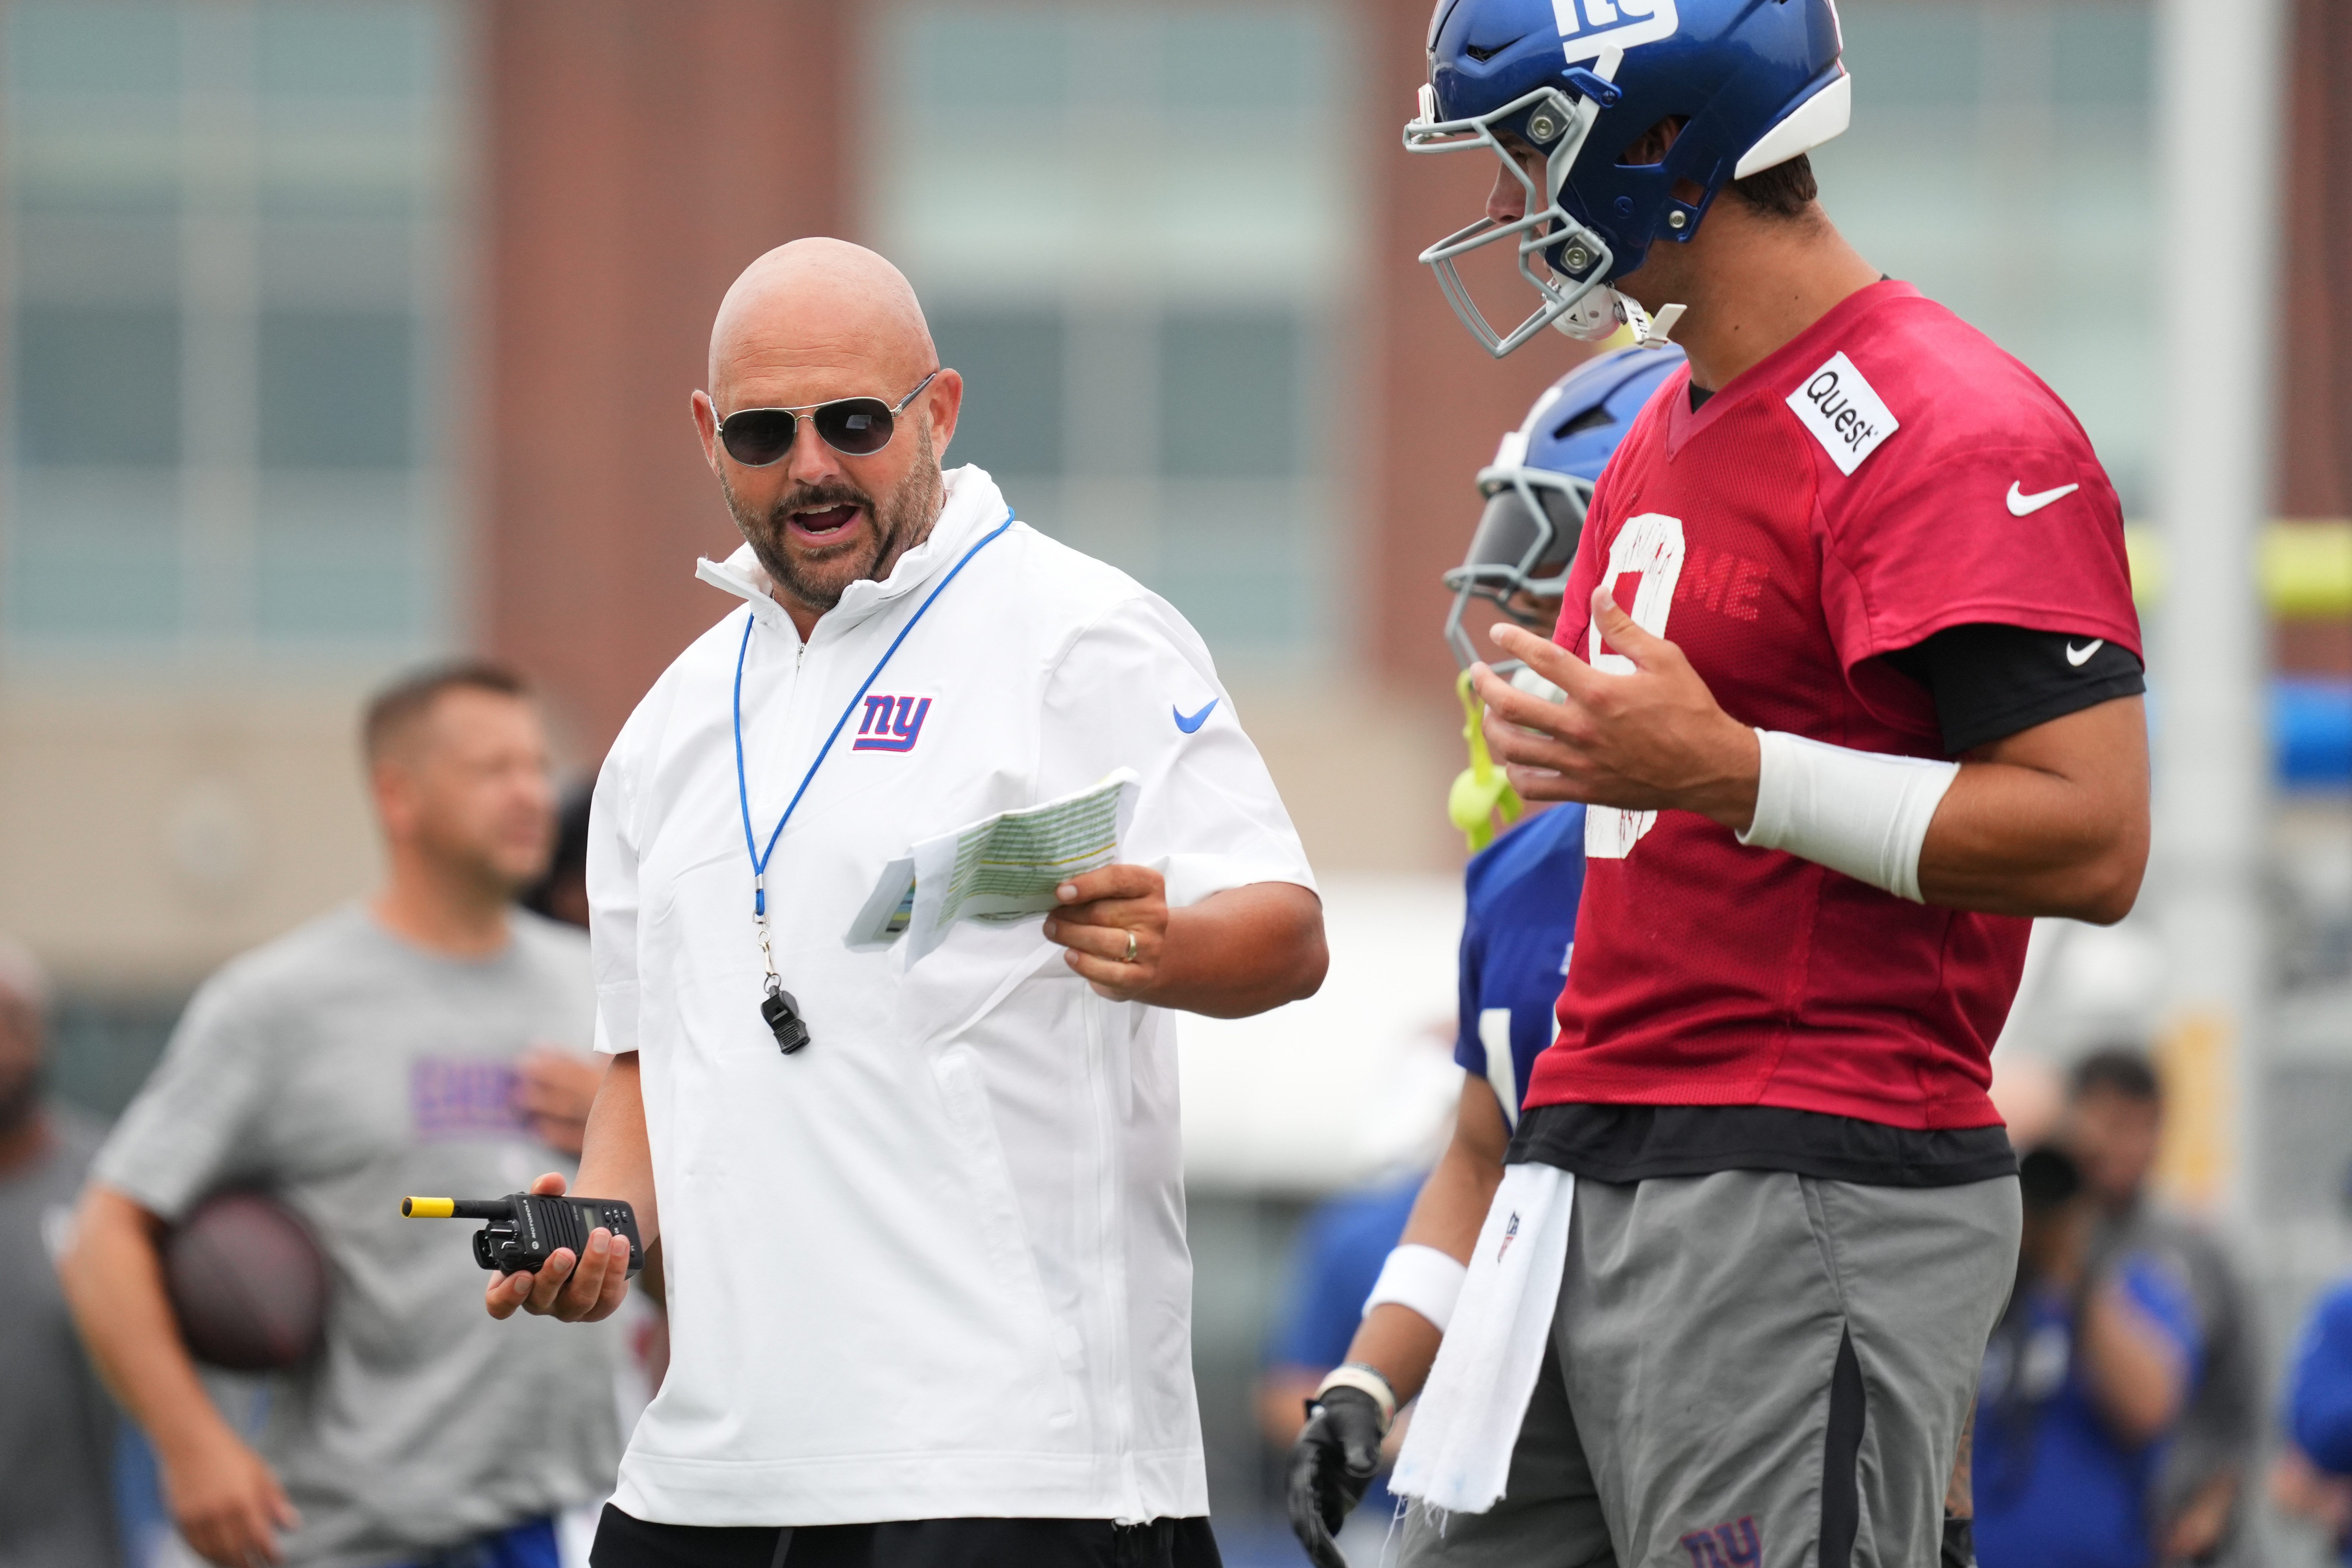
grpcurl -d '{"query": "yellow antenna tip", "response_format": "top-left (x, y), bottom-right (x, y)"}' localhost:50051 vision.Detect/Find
top-left (402, 1197), bottom-right (455, 1219)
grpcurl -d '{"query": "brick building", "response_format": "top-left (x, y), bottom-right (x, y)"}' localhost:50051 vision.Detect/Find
top-left (0, 0), bottom-right (2343, 1050)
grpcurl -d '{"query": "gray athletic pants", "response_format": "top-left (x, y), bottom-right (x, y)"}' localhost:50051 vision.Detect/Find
top-left (1399, 1169), bottom-right (2019, 1568)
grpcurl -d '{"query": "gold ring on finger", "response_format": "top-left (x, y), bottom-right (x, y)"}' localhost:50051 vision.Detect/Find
top-left (1123, 930), bottom-right (1139, 965)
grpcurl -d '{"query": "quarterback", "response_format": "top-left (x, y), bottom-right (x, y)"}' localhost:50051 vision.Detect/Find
top-left (1354, 1), bottom-right (2151, 1565)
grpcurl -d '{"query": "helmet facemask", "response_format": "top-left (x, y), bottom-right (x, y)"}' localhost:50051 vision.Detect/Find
top-left (1404, 77), bottom-right (1637, 358)
top-left (1442, 461), bottom-right (1592, 670)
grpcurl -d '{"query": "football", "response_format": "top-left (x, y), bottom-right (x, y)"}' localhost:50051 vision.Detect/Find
top-left (163, 1191), bottom-right (329, 1373)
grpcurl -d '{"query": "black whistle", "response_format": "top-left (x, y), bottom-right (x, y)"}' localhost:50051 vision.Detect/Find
top-left (763, 983), bottom-right (810, 1054)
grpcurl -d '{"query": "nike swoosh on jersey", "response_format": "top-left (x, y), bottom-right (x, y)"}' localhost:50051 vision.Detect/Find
top-left (2006, 481), bottom-right (2080, 516)
top-left (1173, 698), bottom-right (1219, 733)
top-left (2066, 639), bottom-right (2104, 667)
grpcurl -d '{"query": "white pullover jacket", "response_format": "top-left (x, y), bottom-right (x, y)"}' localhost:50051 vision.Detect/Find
top-left (587, 467), bottom-right (1316, 1527)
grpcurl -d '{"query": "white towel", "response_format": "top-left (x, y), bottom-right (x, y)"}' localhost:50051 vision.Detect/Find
top-left (1389, 1162), bottom-right (1574, 1516)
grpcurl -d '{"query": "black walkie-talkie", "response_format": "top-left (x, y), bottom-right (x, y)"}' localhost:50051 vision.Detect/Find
top-left (402, 1194), bottom-right (645, 1277)
top-left (762, 979), bottom-right (810, 1054)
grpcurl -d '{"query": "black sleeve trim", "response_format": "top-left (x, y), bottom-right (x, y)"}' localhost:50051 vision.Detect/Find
top-left (1882, 622), bottom-right (2145, 756)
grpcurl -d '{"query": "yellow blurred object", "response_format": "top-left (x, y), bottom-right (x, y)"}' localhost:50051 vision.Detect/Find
top-left (2153, 1010), bottom-right (2233, 1214)
top-left (2122, 518), bottom-right (2351, 616)
top-left (2265, 522), bottom-right (2352, 617)
top-left (401, 1197), bottom-right (455, 1218)
top-left (2124, 524), bottom-right (2166, 608)
top-left (1448, 669), bottom-right (1522, 852)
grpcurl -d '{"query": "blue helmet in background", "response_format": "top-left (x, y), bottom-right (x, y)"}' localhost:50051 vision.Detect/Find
top-left (1444, 343), bottom-right (1685, 668)
top-left (1404, 0), bottom-right (1849, 356)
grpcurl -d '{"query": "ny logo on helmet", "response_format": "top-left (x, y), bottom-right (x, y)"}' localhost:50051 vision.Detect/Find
top-left (1551, 0), bottom-right (1679, 62)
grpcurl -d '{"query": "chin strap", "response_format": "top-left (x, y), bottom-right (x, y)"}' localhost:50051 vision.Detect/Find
top-left (1638, 302), bottom-right (1686, 346)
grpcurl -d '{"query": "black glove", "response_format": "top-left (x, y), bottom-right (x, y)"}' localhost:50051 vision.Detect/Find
top-left (1286, 1386), bottom-right (1386, 1568)
top-left (1940, 1515), bottom-right (1976, 1568)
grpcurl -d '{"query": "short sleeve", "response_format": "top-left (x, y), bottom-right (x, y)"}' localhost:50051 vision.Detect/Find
top-left (90, 974), bottom-right (282, 1220)
top-left (586, 741), bottom-right (642, 1056)
top-left (1036, 594), bottom-right (1315, 907)
top-left (1453, 904), bottom-right (1488, 1079)
top-left (1821, 440), bottom-right (2142, 687)
top-left (2290, 1282), bottom-right (2352, 1474)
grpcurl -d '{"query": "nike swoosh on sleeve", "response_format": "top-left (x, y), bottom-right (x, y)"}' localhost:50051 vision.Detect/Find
top-left (2066, 639), bottom-right (2104, 667)
top-left (1173, 698), bottom-right (1219, 733)
top-left (2006, 481), bottom-right (2081, 516)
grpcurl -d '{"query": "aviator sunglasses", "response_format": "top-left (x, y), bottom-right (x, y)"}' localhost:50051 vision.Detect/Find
top-left (714, 369), bottom-right (941, 467)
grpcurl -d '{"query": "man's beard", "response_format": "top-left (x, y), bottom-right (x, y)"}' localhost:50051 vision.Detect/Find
top-left (722, 425), bottom-right (945, 616)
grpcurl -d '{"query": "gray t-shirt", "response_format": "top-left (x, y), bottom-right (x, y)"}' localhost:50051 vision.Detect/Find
top-left (1, 1110), bottom-right (119, 1568)
top-left (95, 907), bottom-right (621, 1568)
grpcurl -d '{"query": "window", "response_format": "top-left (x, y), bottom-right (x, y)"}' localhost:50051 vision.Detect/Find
top-left (1812, 1), bottom-right (2155, 511)
top-left (868, 3), bottom-right (1359, 677)
top-left (1, 0), bottom-right (462, 660)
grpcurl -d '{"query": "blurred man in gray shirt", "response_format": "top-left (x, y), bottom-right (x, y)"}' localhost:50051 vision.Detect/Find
top-left (0, 935), bottom-right (119, 1568)
top-left (2067, 1048), bottom-right (2260, 1565)
top-left (62, 664), bottom-right (622, 1568)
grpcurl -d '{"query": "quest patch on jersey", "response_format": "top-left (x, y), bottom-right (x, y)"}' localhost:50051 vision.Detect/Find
top-left (1552, 0), bottom-right (1678, 63)
top-left (1786, 352), bottom-right (1899, 476)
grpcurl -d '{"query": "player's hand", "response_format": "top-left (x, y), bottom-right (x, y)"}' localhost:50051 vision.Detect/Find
top-left (1043, 864), bottom-right (1169, 1003)
top-left (1286, 1387), bottom-right (1385, 1568)
top-left (483, 1172), bottom-right (631, 1324)
top-left (160, 1429), bottom-right (300, 1567)
top-left (1474, 594), bottom-right (1761, 831)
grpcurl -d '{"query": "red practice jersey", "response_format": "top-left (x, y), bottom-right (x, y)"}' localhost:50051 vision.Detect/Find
top-left (1522, 281), bottom-right (2141, 1130)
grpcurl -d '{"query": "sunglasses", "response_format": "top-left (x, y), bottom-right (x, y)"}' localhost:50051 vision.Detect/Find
top-left (714, 370), bottom-right (940, 468)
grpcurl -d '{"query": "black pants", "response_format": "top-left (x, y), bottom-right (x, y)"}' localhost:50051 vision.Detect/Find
top-left (589, 1506), bottom-right (1223, 1568)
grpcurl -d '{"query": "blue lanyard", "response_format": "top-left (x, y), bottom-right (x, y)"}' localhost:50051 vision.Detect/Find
top-left (732, 511), bottom-right (1013, 919)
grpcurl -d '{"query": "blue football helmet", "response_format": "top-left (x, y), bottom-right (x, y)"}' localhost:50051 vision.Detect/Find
top-left (1405, 0), bottom-right (1850, 356)
top-left (1444, 342), bottom-right (1686, 668)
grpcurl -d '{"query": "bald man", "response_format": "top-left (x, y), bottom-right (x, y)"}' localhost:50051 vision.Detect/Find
top-left (492, 240), bottom-right (1327, 1568)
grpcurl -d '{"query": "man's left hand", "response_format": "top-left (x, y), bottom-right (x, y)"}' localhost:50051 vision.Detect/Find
top-left (1043, 865), bottom-right (1168, 1003)
top-left (1475, 589), bottom-right (1760, 831)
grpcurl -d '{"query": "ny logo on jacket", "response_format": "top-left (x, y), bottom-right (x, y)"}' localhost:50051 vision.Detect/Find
top-left (853, 694), bottom-right (932, 752)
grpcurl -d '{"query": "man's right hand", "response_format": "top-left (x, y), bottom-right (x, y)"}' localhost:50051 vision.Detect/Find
top-left (162, 1431), bottom-right (300, 1567)
top-left (483, 1171), bottom-right (632, 1323)
top-left (1286, 1386), bottom-right (1386, 1568)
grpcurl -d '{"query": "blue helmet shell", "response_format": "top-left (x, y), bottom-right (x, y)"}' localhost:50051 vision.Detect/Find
top-left (1442, 344), bottom-right (1685, 666)
top-left (1522, 342), bottom-right (1687, 482)
top-left (1424, 0), bottom-right (1846, 285)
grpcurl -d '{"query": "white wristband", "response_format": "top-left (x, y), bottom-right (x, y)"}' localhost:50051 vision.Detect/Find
top-left (1737, 729), bottom-right (1960, 903)
top-left (1314, 1363), bottom-right (1399, 1431)
top-left (1363, 1243), bottom-right (1470, 1333)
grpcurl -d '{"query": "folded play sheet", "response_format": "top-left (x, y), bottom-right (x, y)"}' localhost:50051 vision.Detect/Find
top-left (847, 769), bottom-right (1141, 961)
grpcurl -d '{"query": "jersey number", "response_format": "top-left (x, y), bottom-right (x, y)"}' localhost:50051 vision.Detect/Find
top-left (1584, 512), bottom-right (1686, 861)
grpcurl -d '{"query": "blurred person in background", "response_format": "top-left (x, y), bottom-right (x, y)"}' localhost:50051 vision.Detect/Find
top-left (0, 935), bottom-right (121, 1568)
top-left (60, 663), bottom-right (623, 1568)
top-left (1974, 1147), bottom-right (2203, 1568)
top-left (2275, 1264), bottom-right (2352, 1560)
top-left (2267, 1165), bottom-right (2352, 1561)
top-left (2063, 1050), bottom-right (2259, 1563)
